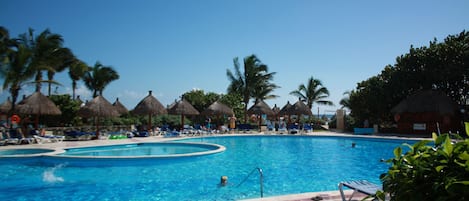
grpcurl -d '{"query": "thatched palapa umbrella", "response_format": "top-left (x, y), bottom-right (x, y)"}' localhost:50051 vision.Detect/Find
top-left (288, 99), bottom-right (313, 123)
top-left (279, 101), bottom-right (293, 123)
top-left (272, 104), bottom-right (280, 116)
top-left (132, 90), bottom-right (167, 130)
top-left (201, 101), bottom-right (234, 116)
top-left (168, 99), bottom-right (199, 130)
top-left (0, 98), bottom-right (12, 114)
top-left (202, 101), bottom-right (234, 129)
top-left (113, 98), bottom-right (128, 115)
top-left (248, 99), bottom-right (274, 130)
top-left (17, 92), bottom-right (62, 129)
top-left (78, 95), bottom-right (119, 139)
top-left (391, 90), bottom-right (459, 115)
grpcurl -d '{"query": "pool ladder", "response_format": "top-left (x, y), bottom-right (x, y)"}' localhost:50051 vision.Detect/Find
top-left (237, 167), bottom-right (264, 198)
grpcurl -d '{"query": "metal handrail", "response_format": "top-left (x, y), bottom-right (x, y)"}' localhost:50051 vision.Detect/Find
top-left (237, 167), bottom-right (264, 198)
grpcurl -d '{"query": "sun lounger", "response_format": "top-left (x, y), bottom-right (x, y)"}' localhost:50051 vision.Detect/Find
top-left (34, 135), bottom-right (53, 144)
top-left (164, 130), bottom-right (180, 137)
top-left (238, 124), bottom-right (251, 132)
top-left (133, 131), bottom-right (149, 137)
top-left (43, 132), bottom-right (65, 142)
top-left (288, 124), bottom-right (299, 134)
top-left (303, 123), bottom-right (313, 133)
top-left (339, 180), bottom-right (382, 201)
top-left (1, 134), bottom-right (18, 145)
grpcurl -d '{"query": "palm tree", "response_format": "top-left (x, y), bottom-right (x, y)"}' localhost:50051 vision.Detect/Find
top-left (45, 47), bottom-right (75, 96)
top-left (339, 91), bottom-right (351, 110)
top-left (227, 54), bottom-right (277, 122)
top-left (0, 44), bottom-right (35, 114)
top-left (252, 82), bottom-right (278, 101)
top-left (0, 26), bottom-right (17, 64)
top-left (18, 28), bottom-right (69, 93)
top-left (83, 62), bottom-right (119, 97)
top-left (68, 60), bottom-right (90, 100)
top-left (290, 76), bottom-right (333, 110)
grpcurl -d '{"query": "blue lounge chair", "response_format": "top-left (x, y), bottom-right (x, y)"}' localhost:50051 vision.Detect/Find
top-left (278, 122), bottom-right (287, 134)
top-left (338, 180), bottom-right (382, 201)
top-left (133, 130), bottom-right (149, 137)
top-left (238, 124), bottom-right (251, 132)
top-left (288, 124), bottom-right (299, 134)
top-left (164, 130), bottom-right (180, 138)
top-left (303, 123), bottom-right (313, 133)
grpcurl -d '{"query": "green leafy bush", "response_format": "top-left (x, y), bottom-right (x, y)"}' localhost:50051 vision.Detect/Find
top-left (376, 133), bottom-right (469, 201)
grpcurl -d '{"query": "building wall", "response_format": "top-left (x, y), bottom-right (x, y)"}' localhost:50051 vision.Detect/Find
top-left (396, 112), bottom-right (461, 134)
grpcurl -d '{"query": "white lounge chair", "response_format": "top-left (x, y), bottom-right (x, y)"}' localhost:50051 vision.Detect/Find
top-left (34, 135), bottom-right (53, 144)
top-left (339, 180), bottom-right (382, 201)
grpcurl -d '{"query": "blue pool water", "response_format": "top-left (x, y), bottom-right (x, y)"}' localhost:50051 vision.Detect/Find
top-left (59, 142), bottom-right (223, 157)
top-left (0, 148), bottom-right (55, 155)
top-left (0, 135), bottom-right (415, 200)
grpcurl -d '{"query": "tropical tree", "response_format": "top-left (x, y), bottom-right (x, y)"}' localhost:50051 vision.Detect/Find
top-left (339, 91), bottom-right (351, 110)
top-left (182, 89), bottom-right (220, 112)
top-left (83, 61), bottom-right (119, 97)
top-left (68, 60), bottom-right (90, 99)
top-left (18, 28), bottom-right (72, 93)
top-left (226, 54), bottom-right (277, 122)
top-left (45, 47), bottom-right (75, 96)
top-left (290, 76), bottom-right (333, 110)
top-left (252, 81), bottom-right (279, 101)
top-left (348, 30), bottom-right (469, 127)
top-left (0, 26), bottom-right (17, 64)
top-left (0, 44), bottom-right (35, 114)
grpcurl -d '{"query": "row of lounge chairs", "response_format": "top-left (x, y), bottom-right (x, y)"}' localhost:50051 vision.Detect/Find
top-left (236, 123), bottom-right (314, 134)
top-left (1, 129), bottom-right (65, 145)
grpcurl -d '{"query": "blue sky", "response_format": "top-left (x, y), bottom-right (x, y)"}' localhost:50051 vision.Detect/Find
top-left (1, 0), bottom-right (468, 115)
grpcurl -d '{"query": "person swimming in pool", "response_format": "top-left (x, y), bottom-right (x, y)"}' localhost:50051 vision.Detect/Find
top-left (220, 176), bottom-right (228, 187)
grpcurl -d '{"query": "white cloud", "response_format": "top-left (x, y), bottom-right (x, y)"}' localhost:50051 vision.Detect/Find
top-left (73, 84), bottom-right (92, 101)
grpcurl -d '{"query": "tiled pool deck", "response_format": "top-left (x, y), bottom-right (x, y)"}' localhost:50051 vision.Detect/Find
top-left (1, 131), bottom-right (427, 200)
top-left (241, 190), bottom-right (367, 201)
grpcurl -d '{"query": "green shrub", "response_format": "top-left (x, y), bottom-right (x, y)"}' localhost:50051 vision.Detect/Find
top-left (375, 133), bottom-right (469, 201)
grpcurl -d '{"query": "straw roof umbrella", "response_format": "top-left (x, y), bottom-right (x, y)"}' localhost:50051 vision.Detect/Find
top-left (0, 98), bottom-right (12, 114)
top-left (78, 95), bottom-right (120, 139)
top-left (391, 90), bottom-right (459, 115)
top-left (272, 104), bottom-right (280, 116)
top-left (290, 100), bottom-right (313, 116)
top-left (248, 99), bottom-right (274, 130)
top-left (201, 101), bottom-right (234, 116)
top-left (113, 98), bottom-right (128, 115)
top-left (16, 92), bottom-right (62, 129)
top-left (287, 99), bottom-right (313, 123)
top-left (132, 90), bottom-right (167, 129)
top-left (278, 101), bottom-right (293, 123)
top-left (248, 99), bottom-right (275, 116)
top-left (279, 101), bottom-right (292, 116)
top-left (202, 101), bottom-right (234, 129)
top-left (168, 99), bottom-right (199, 130)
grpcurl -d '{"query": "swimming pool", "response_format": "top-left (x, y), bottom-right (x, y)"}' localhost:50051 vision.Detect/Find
top-left (58, 142), bottom-right (225, 158)
top-left (0, 135), bottom-right (416, 200)
top-left (0, 148), bottom-right (56, 156)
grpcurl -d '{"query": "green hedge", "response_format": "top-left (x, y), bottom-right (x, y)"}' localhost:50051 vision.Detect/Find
top-left (373, 133), bottom-right (469, 201)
